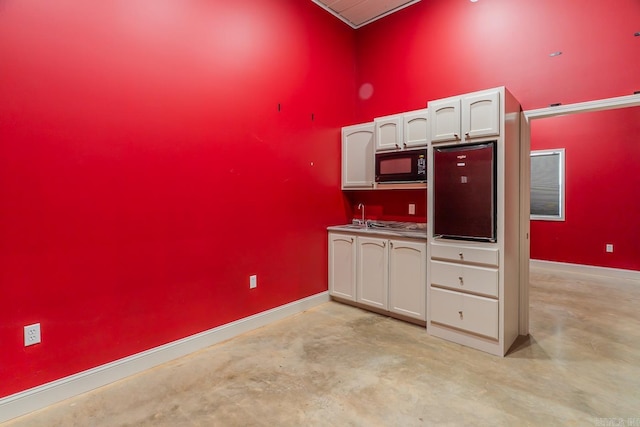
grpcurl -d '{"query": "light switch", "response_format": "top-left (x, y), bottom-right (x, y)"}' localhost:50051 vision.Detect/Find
top-left (409, 204), bottom-right (416, 215)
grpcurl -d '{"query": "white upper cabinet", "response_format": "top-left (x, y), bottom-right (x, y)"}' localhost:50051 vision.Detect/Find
top-left (429, 89), bottom-right (501, 144)
top-left (376, 110), bottom-right (429, 151)
top-left (462, 90), bottom-right (500, 139)
top-left (403, 109), bottom-right (429, 148)
top-left (342, 123), bottom-right (375, 189)
top-left (429, 98), bottom-right (461, 143)
top-left (374, 114), bottom-right (403, 151)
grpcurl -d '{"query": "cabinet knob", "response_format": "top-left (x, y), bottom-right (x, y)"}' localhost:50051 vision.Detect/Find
top-left (395, 143), bottom-right (399, 148)
top-left (459, 311), bottom-right (463, 320)
top-left (403, 143), bottom-right (407, 148)
top-left (350, 237), bottom-right (354, 242)
top-left (454, 133), bottom-right (459, 140)
top-left (382, 241), bottom-right (386, 248)
top-left (390, 242), bottom-right (394, 248)
top-left (458, 276), bottom-right (463, 285)
top-left (458, 252), bottom-right (464, 260)
top-left (465, 132), bottom-right (470, 137)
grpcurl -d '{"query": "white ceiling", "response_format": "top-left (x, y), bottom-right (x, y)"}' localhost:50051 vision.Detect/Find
top-left (312, 0), bottom-right (422, 29)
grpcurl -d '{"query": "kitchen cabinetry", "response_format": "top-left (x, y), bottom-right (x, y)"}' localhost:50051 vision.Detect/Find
top-left (328, 230), bottom-right (427, 322)
top-left (388, 239), bottom-right (427, 320)
top-left (374, 114), bottom-right (403, 151)
top-left (342, 123), bottom-right (375, 189)
top-left (357, 236), bottom-right (388, 310)
top-left (328, 233), bottom-right (356, 301)
top-left (429, 243), bottom-right (499, 339)
top-left (427, 86), bottom-right (526, 357)
top-left (429, 89), bottom-right (500, 144)
top-left (403, 109), bottom-right (429, 148)
top-left (463, 90), bottom-right (500, 140)
top-left (375, 109), bottom-right (429, 151)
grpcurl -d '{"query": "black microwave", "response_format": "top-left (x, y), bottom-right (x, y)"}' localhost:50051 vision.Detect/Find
top-left (375, 148), bottom-right (427, 183)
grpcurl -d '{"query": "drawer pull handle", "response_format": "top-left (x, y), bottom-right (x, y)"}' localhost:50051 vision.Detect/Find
top-left (458, 311), bottom-right (463, 320)
top-left (458, 276), bottom-right (463, 285)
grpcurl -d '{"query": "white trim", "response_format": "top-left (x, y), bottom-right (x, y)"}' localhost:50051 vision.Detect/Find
top-left (531, 259), bottom-right (640, 281)
top-left (519, 112), bottom-right (531, 336)
top-left (524, 93), bottom-right (640, 120)
top-left (0, 292), bottom-right (330, 424)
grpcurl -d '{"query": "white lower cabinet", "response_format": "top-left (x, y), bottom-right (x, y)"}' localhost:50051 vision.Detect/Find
top-left (329, 232), bottom-right (426, 322)
top-left (430, 287), bottom-right (499, 340)
top-left (328, 233), bottom-right (356, 301)
top-left (430, 260), bottom-right (498, 298)
top-left (357, 237), bottom-right (389, 310)
top-left (428, 241), bottom-right (510, 355)
top-left (389, 239), bottom-right (427, 320)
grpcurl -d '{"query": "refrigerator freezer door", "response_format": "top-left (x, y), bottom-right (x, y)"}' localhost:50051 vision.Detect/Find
top-left (433, 142), bottom-right (496, 242)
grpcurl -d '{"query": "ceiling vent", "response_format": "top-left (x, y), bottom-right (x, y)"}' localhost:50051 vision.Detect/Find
top-left (312, 0), bottom-right (421, 29)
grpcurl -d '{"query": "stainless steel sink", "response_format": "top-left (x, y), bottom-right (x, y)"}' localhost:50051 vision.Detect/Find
top-left (341, 224), bottom-right (369, 230)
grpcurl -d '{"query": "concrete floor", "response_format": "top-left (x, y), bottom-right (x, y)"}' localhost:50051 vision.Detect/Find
top-left (5, 266), bottom-right (640, 426)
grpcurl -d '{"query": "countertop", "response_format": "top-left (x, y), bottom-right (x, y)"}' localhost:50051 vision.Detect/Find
top-left (327, 221), bottom-right (428, 241)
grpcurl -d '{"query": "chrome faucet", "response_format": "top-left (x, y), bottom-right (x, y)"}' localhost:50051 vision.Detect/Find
top-left (358, 203), bottom-right (365, 225)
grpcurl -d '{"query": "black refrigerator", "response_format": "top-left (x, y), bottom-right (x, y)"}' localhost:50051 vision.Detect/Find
top-left (433, 141), bottom-right (497, 242)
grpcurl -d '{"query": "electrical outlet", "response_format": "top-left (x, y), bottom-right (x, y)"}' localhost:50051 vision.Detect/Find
top-left (250, 275), bottom-right (257, 289)
top-left (24, 323), bottom-right (41, 347)
top-left (606, 244), bottom-right (614, 253)
top-left (408, 204), bottom-right (416, 215)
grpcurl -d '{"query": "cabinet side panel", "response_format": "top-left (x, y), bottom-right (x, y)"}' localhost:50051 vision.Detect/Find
top-left (502, 90), bottom-right (523, 349)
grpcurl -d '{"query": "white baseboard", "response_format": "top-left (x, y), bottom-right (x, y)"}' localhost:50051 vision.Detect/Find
top-left (531, 259), bottom-right (640, 281)
top-left (0, 292), bottom-right (330, 424)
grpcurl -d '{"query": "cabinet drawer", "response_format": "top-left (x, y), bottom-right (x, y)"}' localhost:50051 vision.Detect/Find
top-left (430, 287), bottom-right (498, 340)
top-left (430, 260), bottom-right (498, 298)
top-left (430, 242), bottom-right (499, 266)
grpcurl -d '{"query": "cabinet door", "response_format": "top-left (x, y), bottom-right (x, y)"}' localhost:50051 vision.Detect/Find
top-left (403, 109), bottom-right (429, 148)
top-left (328, 233), bottom-right (357, 301)
top-left (430, 242), bottom-right (499, 267)
top-left (462, 91), bottom-right (500, 139)
top-left (357, 237), bottom-right (388, 310)
top-left (430, 287), bottom-right (498, 339)
top-left (342, 123), bottom-right (375, 189)
top-left (430, 260), bottom-right (499, 298)
top-left (374, 115), bottom-right (403, 151)
top-left (389, 239), bottom-right (427, 320)
top-left (429, 98), bottom-right (461, 143)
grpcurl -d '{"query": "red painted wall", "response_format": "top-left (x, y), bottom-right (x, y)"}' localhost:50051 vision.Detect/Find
top-left (344, 190), bottom-right (427, 223)
top-left (2, 0), bottom-right (639, 402)
top-left (354, 0), bottom-right (640, 117)
top-left (0, 1), bottom-right (356, 397)
top-left (353, 0), bottom-right (640, 270)
top-left (530, 108), bottom-right (640, 270)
